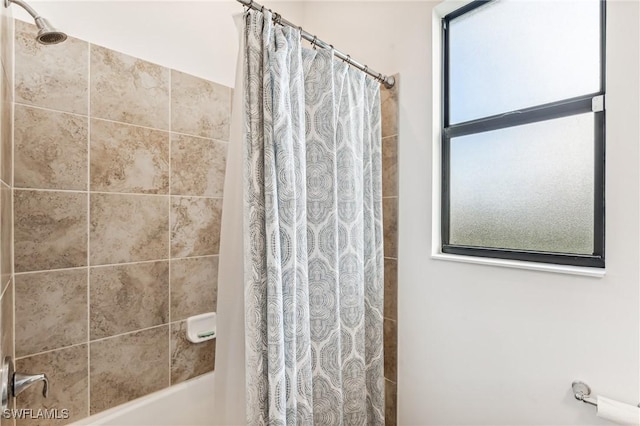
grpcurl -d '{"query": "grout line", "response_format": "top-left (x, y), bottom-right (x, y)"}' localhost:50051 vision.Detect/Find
top-left (15, 340), bottom-right (87, 362)
top-left (18, 321), bottom-right (176, 362)
top-left (12, 104), bottom-right (231, 146)
top-left (87, 39), bottom-right (92, 416)
top-left (168, 68), bottom-right (173, 380)
top-left (13, 254), bottom-right (220, 276)
top-left (89, 323), bottom-right (169, 345)
top-left (12, 187), bottom-right (224, 200)
top-left (10, 16), bottom-right (16, 374)
top-left (13, 102), bottom-right (88, 119)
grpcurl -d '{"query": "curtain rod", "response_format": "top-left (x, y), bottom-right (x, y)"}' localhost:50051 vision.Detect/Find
top-left (237, 0), bottom-right (396, 89)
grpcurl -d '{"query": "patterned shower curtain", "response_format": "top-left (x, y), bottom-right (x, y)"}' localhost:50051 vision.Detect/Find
top-left (243, 10), bottom-right (384, 426)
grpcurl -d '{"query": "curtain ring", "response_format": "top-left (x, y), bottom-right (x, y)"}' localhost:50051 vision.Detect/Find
top-left (260, 5), bottom-right (264, 13)
top-left (273, 12), bottom-right (281, 25)
top-left (363, 65), bottom-right (369, 74)
top-left (344, 54), bottom-right (351, 64)
top-left (311, 35), bottom-right (318, 49)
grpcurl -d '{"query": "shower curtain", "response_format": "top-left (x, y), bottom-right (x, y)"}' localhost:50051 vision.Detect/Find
top-left (243, 10), bottom-right (385, 426)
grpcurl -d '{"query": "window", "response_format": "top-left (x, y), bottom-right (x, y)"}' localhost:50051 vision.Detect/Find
top-left (441, 0), bottom-right (605, 268)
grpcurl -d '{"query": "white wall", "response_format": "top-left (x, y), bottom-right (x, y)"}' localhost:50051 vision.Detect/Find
top-left (12, 0), bottom-right (306, 87)
top-left (304, 1), bottom-right (639, 424)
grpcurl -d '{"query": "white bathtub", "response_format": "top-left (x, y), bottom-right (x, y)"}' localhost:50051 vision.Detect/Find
top-left (72, 372), bottom-right (216, 426)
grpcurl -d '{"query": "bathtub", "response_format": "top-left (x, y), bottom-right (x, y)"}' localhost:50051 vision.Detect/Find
top-left (72, 372), bottom-right (216, 425)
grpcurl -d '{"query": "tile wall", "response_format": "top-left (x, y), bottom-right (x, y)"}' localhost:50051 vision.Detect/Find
top-left (382, 75), bottom-right (399, 426)
top-left (0, 6), bottom-right (14, 426)
top-left (9, 20), bottom-right (230, 425)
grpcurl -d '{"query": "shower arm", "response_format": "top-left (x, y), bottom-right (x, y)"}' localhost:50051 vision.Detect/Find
top-left (4, 0), bottom-right (41, 20)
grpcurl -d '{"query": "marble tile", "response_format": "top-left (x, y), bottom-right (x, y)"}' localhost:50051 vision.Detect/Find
top-left (383, 197), bottom-right (398, 258)
top-left (14, 190), bottom-right (87, 272)
top-left (90, 45), bottom-right (169, 129)
top-left (385, 379), bottom-right (397, 426)
top-left (16, 345), bottom-right (88, 426)
top-left (90, 119), bottom-right (169, 194)
top-left (170, 321), bottom-right (215, 384)
top-left (90, 326), bottom-right (169, 414)
top-left (1, 98), bottom-right (11, 187)
top-left (15, 20), bottom-right (88, 115)
top-left (170, 256), bottom-right (217, 322)
top-left (170, 134), bottom-right (227, 197)
top-left (382, 135), bottom-right (398, 197)
top-left (15, 269), bottom-right (87, 358)
top-left (15, 105), bottom-right (88, 190)
top-left (384, 258), bottom-right (397, 321)
top-left (1, 183), bottom-right (11, 285)
top-left (1, 12), bottom-right (12, 187)
top-left (171, 70), bottom-right (230, 140)
top-left (90, 193), bottom-right (169, 266)
top-left (381, 74), bottom-right (399, 138)
top-left (171, 197), bottom-right (222, 258)
top-left (384, 318), bottom-right (397, 383)
top-left (90, 261), bottom-right (169, 340)
top-left (1, 11), bottom-right (13, 104)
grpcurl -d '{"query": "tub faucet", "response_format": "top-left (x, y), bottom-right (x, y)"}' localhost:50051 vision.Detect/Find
top-left (13, 372), bottom-right (48, 398)
top-left (1, 356), bottom-right (48, 411)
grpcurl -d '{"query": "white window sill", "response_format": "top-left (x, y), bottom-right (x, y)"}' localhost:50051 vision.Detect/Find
top-left (431, 253), bottom-right (606, 278)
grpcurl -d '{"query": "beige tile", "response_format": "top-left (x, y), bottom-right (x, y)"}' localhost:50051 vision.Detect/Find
top-left (384, 258), bottom-right (397, 321)
top-left (90, 261), bottom-right (169, 340)
top-left (1, 183), bottom-right (11, 285)
top-left (382, 135), bottom-right (398, 197)
top-left (90, 326), bottom-right (169, 414)
top-left (15, 269), bottom-right (87, 358)
top-left (15, 105), bottom-right (88, 190)
top-left (1, 97), bottom-right (11, 186)
top-left (15, 20), bottom-right (88, 115)
top-left (1, 278), bottom-right (14, 365)
top-left (381, 74), bottom-right (399, 138)
top-left (383, 197), bottom-right (398, 258)
top-left (170, 256), bottom-right (217, 322)
top-left (16, 345), bottom-right (88, 426)
top-left (171, 134), bottom-right (227, 197)
top-left (384, 318), bottom-right (397, 383)
top-left (1, 13), bottom-right (12, 186)
top-left (1, 11), bottom-right (13, 104)
top-left (14, 190), bottom-right (87, 272)
top-left (171, 197), bottom-right (222, 258)
top-left (170, 321), bottom-right (215, 385)
top-left (385, 379), bottom-right (397, 426)
top-left (90, 45), bottom-right (169, 129)
top-left (90, 193), bottom-right (169, 266)
top-left (90, 119), bottom-right (169, 194)
top-left (171, 70), bottom-right (230, 140)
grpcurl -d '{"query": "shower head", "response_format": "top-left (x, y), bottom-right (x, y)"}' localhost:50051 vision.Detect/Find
top-left (4, 0), bottom-right (67, 45)
top-left (33, 17), bottom-right (66, 45)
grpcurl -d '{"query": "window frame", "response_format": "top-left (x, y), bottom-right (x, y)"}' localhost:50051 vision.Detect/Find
top-left (440, 0), bottom-right (607, 268)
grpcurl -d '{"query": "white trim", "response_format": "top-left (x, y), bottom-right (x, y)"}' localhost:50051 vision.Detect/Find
top-left (430, 0), bottom-right (606, 278)
top-left (431, 253), bottom-right (606, 278)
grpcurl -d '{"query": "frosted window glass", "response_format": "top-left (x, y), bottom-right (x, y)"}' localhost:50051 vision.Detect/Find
top-left (449, 113), bottom-right (595, 254)
top-left (449, 0), bottom-right (601, 124)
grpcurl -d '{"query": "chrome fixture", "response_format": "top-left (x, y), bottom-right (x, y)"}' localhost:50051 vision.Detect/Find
top-left (1, 357), bottom-right (48, 411)
top-left (573, 380), bottom-right (640, 409)
top-left (3, 0), bottom-right (66, 45)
